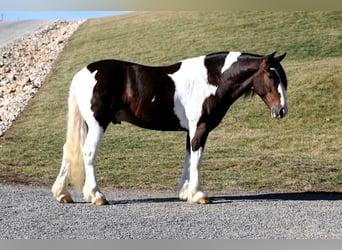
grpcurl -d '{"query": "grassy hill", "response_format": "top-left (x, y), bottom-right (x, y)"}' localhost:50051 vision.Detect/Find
top-left (0, 11), bottom-right (341, 192)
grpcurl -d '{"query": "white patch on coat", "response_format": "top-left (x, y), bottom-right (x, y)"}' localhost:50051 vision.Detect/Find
top-left (221, 51), bottom-right (241, 74)
top-left (277, 82), bottom-right (287, 108)
top-left (270, 67), bottom-right (288, 112)
top-left (169, 56), bottom-right (218, 130)
top-left (73, 67), bottom-right (98, 121)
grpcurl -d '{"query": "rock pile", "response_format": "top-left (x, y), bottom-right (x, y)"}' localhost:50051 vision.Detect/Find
top-left (0, 20), bottom-right (84, 136)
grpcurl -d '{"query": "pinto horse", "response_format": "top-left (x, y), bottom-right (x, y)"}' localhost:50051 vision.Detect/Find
top-left (52, 51), bottom-right (288, 205)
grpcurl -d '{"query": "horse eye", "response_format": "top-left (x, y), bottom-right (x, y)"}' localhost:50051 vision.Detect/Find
top-left (267, 71), bottom-right (274, 79)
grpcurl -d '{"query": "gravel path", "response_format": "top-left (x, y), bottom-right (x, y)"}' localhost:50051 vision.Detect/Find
top-left (0, 20), bottom-right (53, 48)
top-left (1, 184), bottom-right (341, 239)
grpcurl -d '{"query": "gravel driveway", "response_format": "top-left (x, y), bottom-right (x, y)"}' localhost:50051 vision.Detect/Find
top-left (0, 184), bottom-right (341, 239)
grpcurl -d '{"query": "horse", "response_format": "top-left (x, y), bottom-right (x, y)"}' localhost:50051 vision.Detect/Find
top-left (51, 51), bottom-right (288, 205)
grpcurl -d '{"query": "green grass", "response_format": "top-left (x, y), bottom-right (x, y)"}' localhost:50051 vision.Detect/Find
top-left (0, 11), bottom-right (341, 192)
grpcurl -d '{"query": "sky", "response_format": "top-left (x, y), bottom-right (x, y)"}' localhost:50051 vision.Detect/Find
top-left (0, 11), bottom-right (131, 21)
top-left (0, 0), bottom-right (340, 12)
top-left (0, 0), bottom-right (139, 11)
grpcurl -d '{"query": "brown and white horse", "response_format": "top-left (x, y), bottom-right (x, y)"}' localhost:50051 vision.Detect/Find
top-left (52, 51), bottom-right (288, 205)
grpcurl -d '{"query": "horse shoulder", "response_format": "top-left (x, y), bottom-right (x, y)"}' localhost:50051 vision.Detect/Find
top-left (168, 57), bottom-right (220, 128)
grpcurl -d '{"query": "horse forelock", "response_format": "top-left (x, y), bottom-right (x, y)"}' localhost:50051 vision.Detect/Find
top-left (263, 56), bottom-right (288, 90)
top-left (272, 63), bottom-right (288, 90)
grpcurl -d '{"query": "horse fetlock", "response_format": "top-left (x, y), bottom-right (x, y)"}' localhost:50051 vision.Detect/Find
top-left (178, 181), bottom-right (189, 201)
top-left (94, 197), bottom-right (109, 205)
top-left (188, 190), bottom-right (210, 204)
top-left (91, 192), bottom-right (108, 205)
top-left (197, 196), bottom-right (212, 204)
top-left (83, 187), bottom-right (108, 205)
top-left (179, 183), bottom-right (210, 204)
top-left (52, 184), bottom-right (73, 204)
top-left (57, 194), bottom-right (74, 204)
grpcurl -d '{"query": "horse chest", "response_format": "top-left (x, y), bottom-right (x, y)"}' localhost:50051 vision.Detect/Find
top-left (168, 57), bottom-right (218, 130)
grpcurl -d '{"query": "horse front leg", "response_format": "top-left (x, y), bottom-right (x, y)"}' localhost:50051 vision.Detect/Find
top-left (179, 124), bottom-right (211, 204)
top-left (187, 146), bottom-right (211, 204)
top-left (178, 134), bottom-right (190, 200)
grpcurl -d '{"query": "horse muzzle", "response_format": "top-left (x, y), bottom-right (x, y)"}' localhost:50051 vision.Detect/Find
top-left (271, 106), bottom-right (287, 119)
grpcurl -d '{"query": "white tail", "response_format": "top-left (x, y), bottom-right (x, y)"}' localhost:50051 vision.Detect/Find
top-left (64, 83), bottom-right (87, 191)
top-left (51, 81), bottom-right (87, 201)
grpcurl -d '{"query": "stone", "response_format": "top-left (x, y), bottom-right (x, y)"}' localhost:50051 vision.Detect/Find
top-left (4, 66), bottom-right (10, 73)
top-left (0, 20), bottom-right (84, 136)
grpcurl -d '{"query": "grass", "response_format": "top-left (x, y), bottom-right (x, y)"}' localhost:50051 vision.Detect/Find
top-left (0, 11), bottom-right (341, 192)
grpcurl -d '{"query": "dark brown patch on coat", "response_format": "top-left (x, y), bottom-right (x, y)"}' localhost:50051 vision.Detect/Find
top-left (204, 52), bottom-right (228, 86)
top-left (87, 60), bottom-right (183, 131)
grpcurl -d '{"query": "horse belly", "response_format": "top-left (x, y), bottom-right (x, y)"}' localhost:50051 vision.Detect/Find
top-left (117, 100), bottom-right (184, 131)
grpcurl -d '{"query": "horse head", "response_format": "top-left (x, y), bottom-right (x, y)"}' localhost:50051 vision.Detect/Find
top-left (252, 51), bottom-right (288, 118)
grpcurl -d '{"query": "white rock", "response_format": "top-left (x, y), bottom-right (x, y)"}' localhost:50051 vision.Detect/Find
top-left (0, 20), bottom-right (84, 136)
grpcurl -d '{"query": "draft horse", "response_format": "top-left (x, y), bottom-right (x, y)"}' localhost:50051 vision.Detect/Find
top-left (52, 51), bottom-right (288, 205)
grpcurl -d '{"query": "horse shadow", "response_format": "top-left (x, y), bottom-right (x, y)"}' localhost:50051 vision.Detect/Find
top-left (108, 191), bottom-right (342, 205)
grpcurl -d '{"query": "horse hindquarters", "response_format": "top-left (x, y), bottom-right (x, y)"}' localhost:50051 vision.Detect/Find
top-left (52, 68), bottom-right (108, 205)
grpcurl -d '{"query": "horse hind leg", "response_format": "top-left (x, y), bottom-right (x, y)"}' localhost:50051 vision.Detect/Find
top-left (51, 144), bottom-right (74, 203)
top-left (81, 119), bottom-right (109, 205)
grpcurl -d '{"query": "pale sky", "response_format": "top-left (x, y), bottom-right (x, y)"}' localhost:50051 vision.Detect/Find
top-left (0, 0), bottom-right (339, 12)
top-left (0, 0), bottom-right (130, 10)
top-left (0, 11), bottom-right (130, 21)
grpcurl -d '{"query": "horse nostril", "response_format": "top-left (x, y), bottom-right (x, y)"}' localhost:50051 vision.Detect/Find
top-left (279, 108), bottom-right (285, 118)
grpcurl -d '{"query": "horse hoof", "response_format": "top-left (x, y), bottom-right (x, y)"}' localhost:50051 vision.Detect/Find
top-left (197, 197), bottom-right (212, 204)
top-left (59, 195), bottom-right (74, 204)
top-left (94, 198), bottom-right (109, 206)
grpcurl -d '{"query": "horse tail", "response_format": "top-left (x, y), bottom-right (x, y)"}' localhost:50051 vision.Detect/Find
top-left (64, 79), bottom-right (87, 191)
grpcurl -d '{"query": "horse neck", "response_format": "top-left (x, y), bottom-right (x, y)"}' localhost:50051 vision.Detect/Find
top-left (220, 60), bottom-right (261, 101)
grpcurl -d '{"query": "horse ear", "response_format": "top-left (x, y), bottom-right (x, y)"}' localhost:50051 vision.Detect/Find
top-left (275, 53), bottom-right (286, 62)
top-left (265, 51), bottom-right (277, 63)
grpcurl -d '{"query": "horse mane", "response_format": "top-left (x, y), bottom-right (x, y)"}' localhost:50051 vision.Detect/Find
top-left (206, 51), bottom-right (263, 59)
top-left (222, 52), bottom-right (262, 99)
top-left (240, 53), bottom-right (261, 98)
top-left (243, 87), bottom-right (255, 99)
top-left (239, 52), bottom-right (263, 59)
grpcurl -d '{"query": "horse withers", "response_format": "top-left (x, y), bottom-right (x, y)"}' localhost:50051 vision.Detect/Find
top-left (52, 51), bottom-right (288, 205)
